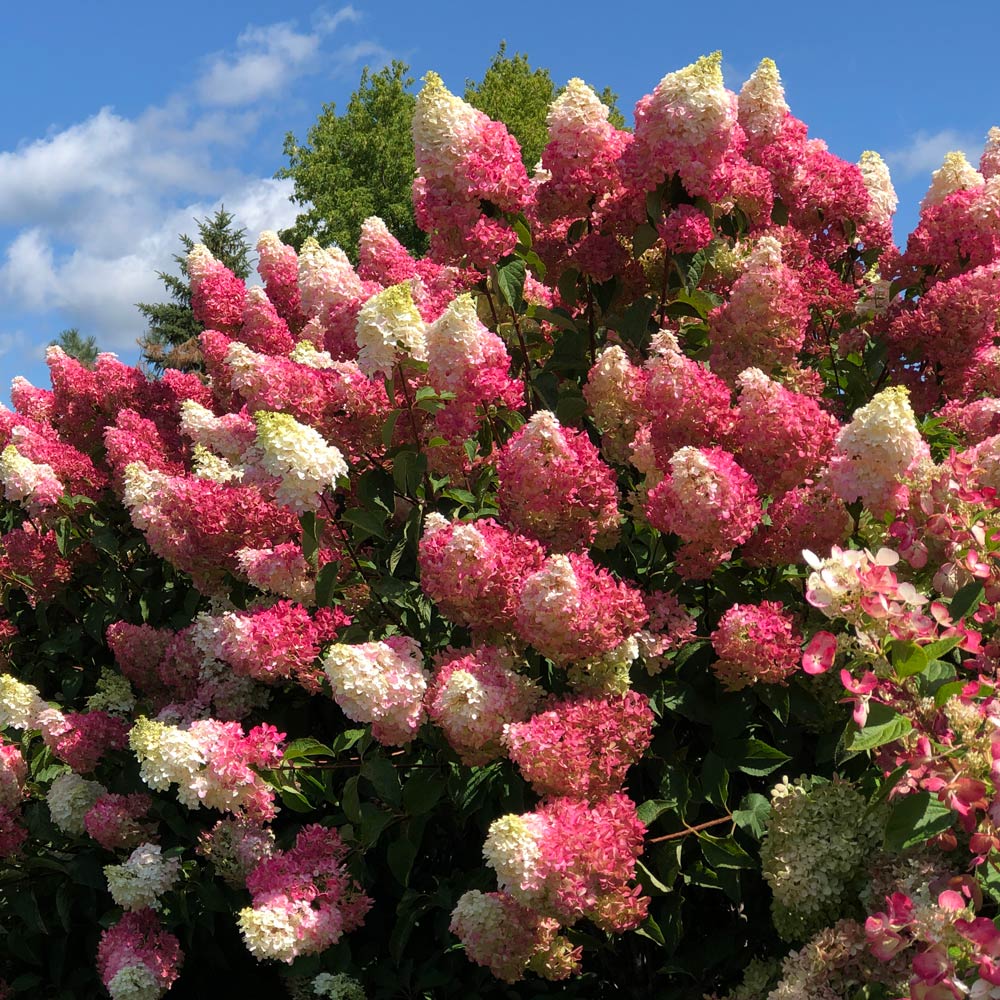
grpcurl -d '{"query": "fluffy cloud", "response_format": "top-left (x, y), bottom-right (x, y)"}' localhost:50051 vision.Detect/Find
top-left (0, 8), bottom-right (373, 362)
top-left (885, 128), bottom-right (983, 180)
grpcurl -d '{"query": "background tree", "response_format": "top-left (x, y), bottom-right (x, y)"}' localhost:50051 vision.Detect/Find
top-left (137, 207), bottom-right (252, 374)
top-left (48, 327), bottom-right (99, 368)
top-left (464, 42), bottom-right (624, 169)
top-left (278, 61), bottom-right (422, 261)
top-left (278, 46), bottom-right (624, 259)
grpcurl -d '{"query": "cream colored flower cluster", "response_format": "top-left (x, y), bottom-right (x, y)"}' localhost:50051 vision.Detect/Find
top-left (252, 410), bottom-right (347, 513)
top-left (354, 282), bottom-right (428, 377)
top-left (761, 777), bottom-right (883, 942)
top-left (105, 843), bottom-right (180, 911)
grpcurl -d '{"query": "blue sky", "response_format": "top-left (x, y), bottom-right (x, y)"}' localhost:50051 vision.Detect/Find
top-left (1, 1), bottom-right (997, 396)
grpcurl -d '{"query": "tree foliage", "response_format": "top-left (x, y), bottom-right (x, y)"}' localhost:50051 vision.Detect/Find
top-left (137, 207), bottom-right (252, 374)
top-left (278, 46), bottom-right (623, 259)
top-left (48, 328), bottom-right (98, 369)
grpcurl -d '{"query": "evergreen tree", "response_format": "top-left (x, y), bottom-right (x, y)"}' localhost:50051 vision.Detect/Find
top-left (48, 328), bottom-right (99, 368)
top-left (137, 207), bottom-right (252, 374)
top-left (278, 48), bottom-right (623, 259)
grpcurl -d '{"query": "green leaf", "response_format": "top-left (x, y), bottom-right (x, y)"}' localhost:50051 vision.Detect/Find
top-left (361, 756), bottom-right (402, 806)
top-left (315, 562), bottom-right (339, 607)
top-left (950, 580), bottom-right (985, 621)
top-left (635, 913), bottom-right (666, 947)
top-left (341, 775), bottom-right (362, 825)
top-left (732, 793), bottom-right (770, 839)
top-left (402, 770), bottom-right (445, 815)
top-left (635, 859), bottom-right (674, 895)
top-left (699, 833), bottom-right (754, 870)
top-left (632, 222), bottom-right (659, 257)
top-left (844, 702), bottom-right (912, 753)
top-left (728, 739), bottom-right (790, 777)
top-left (884, 791), bottom-right (953, 851)
top-left (341, 507), bottom-right (388, 541)
top-left (283, 738), bottom-right (334, 761)
top-left (381, 409), bottom-right (402, 448)
top-left (277, 784), bottom-right (314, 812)
top-left (889, 640), bottom-right (928, 678)
top-left (387, 828), bottom-right (420, 887)
top-left (637, 799), bottom-right (676, 827)
top-left (934, 680), bottom-right (966, 708)
top-left (531, 305), bottom-right (578, 334)
top-left (922, 635), bottom-right (963, 662)
top-left (701, 752), bottom-right (729, 809)
top-left (299, 511), bottom-right (320, 567)
top-left (358, 802), bottom-right (394, 846)
top-left (496, 258), bottom-right (526, 310)
top-left (557, 267), bottom-right (580, 305)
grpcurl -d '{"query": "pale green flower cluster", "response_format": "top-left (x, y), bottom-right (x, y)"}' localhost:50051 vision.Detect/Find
top-left (86, 667), bottom-right (136, 716)
top-left (354, 282), bottom-right (428, 376)
top-left (105, 842), bottom-right (180, 911)
top-left (47, 771), bottom-right (105, 836)
top-left (311, 973), bottom-right (367, 1000)
top-left (760, 777), bottom-right (882, 941)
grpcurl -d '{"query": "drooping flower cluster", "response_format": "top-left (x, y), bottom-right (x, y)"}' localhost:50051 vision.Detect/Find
top-left (515, 552), bottom-right (648, 665)
top-left (238, 825), bottom-right (371, 963)
top-left (322, 637), bottom-right (429, 746)
top-left (128, 718), bottom-right (284, 820)
top-left (710, 602), bottom-right (802, 691)
top-left (495, 410), bottom-right (620, 550)
top-left (426, 645), bottom-right (543, 765)
top-left (481, 794), bottom-right (649, 932)
top-left (645, 446), bottom-right (761, 578)
top-left (97, 909), bottom-right (182, 1000)
top-left (417, 514), bottom-right (545, 633)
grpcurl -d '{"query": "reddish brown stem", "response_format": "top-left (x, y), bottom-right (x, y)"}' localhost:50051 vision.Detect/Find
top-left (647, 814), bottom-right (733, 844)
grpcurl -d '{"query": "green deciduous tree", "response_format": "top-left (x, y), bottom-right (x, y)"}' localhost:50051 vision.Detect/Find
top-left (278, 47), bottom-right (624, 259)
top-left (278, 61), bottom-right (424, 261)
top-left (137, 207), bottom-right (252, 374)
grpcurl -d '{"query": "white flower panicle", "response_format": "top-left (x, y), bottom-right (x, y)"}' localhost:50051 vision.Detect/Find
top-left (738, 57), bottom-right (789, 141)
top-left (252, 411), bottom-right (347, 513)
top-left (47, 772), bottom-right (106, 836)
top-left (546, 78), bottom-right (615, 153)
top-left (921, 150), bottom-right (984, 210)
top-left (105, 843), bottom-right (181, 911)
top-left (858, 150), bottom-right (898, 223)
top-left (646, 52), bottom-right (734, 149)
top-left (0, 674), bottom-right (48, 730)
top-left (412, 72), bottom-right (482, 179)
top-left (354, 282), bottom-right (428, 376)
top-left (297, 237), bottom-right (363, 319)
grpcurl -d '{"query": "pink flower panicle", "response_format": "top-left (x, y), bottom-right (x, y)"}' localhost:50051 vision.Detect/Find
top-left (239, 824), bottom-right (372, 962)
top-left (503, 691), bottom-right (654, 799)
top-left (495, 411), bottom-right (620, 551)
top-left (96, 909), bottom-right (182, 999)
top-left (426, 645), bottom-right (543, 765)
top-left (418, 515), bottom-right (545, 633)
top-left (187, 244), bottom-right (247, 333)
top-left (515, 552), bottom-right (648, 665)
top-left (710, 601), bottom-right (803, 691)
top-left (645, 446), bottom-right (761, 579)
top-left (84, 793), bottom-right (154, 852)
top-left (43, 710), bottom-right (129, 773)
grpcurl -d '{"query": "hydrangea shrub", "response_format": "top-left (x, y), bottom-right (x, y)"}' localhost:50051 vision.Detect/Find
top-left (2, 52), bottom-right (1000, 1000)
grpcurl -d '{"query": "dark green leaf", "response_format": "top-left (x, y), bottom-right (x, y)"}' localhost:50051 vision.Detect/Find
top-left (496, 258), bottom-right (526, 310)
top-left (844, 702), bottom-right (912, 753)
top-left (950, 580), bottom-right (985, 622)
top-left (884, 791), bottom-right (953, 851)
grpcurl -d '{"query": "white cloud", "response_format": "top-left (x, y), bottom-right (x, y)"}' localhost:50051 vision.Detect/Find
top-left (195, 7), bottom-right (366, 108)
top-left (0, 10), bottom-right (381, 361)
top-left (197, 23), bottom-right (323, 107)
top-left (885, 128), bottom-right (983, 180)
